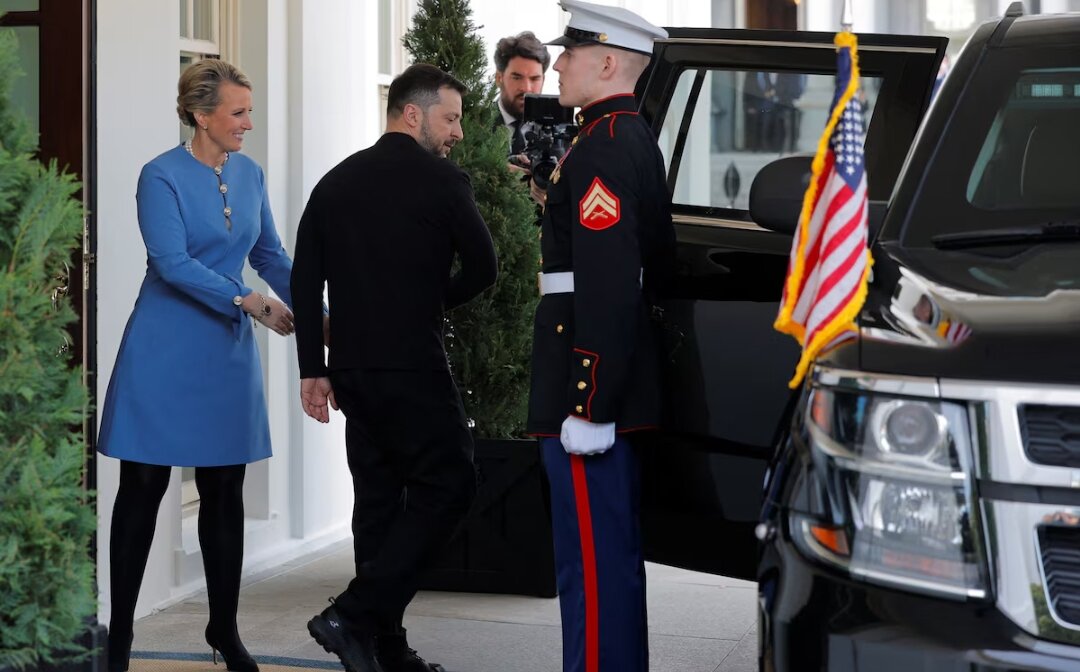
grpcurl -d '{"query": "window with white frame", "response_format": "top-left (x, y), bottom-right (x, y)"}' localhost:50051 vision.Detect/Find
top-left (180, 0), bottom-right (220, 59)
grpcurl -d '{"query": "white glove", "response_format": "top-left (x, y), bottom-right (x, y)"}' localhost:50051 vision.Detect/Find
top-left (560, 416), bottom-right (616, 456)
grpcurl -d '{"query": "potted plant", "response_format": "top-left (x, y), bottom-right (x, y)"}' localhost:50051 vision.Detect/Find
top-left (0, 25), bottom-right (98, 671)
top-left (405, 0), bottom-right (555, 597)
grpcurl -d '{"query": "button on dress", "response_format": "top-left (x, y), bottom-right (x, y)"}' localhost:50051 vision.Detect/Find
top-left (98, 145), bottom-right (293, 467)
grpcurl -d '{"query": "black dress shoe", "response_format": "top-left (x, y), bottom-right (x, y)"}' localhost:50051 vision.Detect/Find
top-left (307, 603), bottom-right (383, 672)
top-left (376, 629), bottom-right (445, 672)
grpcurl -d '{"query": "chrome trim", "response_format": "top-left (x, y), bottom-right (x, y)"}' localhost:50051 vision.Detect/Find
top-left (851, 566), bottom-right (986, 600)
top-left (988, 500), bottom-right (1080, 640)
top-left (940, 378), bottom-right (1080, 488)
top-left (1033, 524), bottom-right (1080, 634)
top-left (812, 365), bottom-right (940, 398)
top-left (657, 37), bottom-right (940, 55)
top-left (672, 213), bottom-right (769, 232)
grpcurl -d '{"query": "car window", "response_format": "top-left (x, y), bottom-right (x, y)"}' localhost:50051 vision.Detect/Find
top-left (659, 68), bottom-right (882, 217)
top-left (966, 68), bottom-right (1080, 210)
top-left (901, 47), bottom-right (1080, 248)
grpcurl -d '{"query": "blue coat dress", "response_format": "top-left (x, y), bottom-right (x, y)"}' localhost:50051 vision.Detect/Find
top-left (98, 145), bottom-right (293, 467)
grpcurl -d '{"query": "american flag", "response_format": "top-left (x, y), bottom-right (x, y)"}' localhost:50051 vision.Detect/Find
top-left (774, 31), bottom-right (872, 388)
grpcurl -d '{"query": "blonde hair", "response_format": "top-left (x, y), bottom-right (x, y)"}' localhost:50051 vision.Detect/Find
top-left (176, 59), bottom-right (252, 127)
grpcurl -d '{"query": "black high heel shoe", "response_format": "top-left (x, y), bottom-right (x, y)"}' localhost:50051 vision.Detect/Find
top-left (205, 624), bottom-right (260, 672)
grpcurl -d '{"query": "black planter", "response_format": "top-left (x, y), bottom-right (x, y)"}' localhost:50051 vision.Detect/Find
top-left (419, 438), bottom-right (556, 598)
top-left (0, 621), bottom-right (108, 672)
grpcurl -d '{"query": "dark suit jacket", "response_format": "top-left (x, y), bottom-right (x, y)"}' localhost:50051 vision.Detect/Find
top-left (291, 132), bottom-right (497, 378)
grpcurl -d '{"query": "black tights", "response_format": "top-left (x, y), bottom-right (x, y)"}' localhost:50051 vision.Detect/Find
top-left (108, 460), bottom-right (247, 661)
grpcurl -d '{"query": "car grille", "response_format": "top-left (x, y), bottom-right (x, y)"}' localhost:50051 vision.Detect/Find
top-left (1038, 524), bottom-right (1080, 627)
top-left (1020, 405), bottom-right (1080, 468)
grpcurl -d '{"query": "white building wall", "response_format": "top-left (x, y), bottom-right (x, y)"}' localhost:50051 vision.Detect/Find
top-left (95, 0), bottom-right (186, 622)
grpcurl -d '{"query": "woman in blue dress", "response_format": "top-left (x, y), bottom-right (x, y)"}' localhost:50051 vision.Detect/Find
top-left (98, 60), bottom-right (296, 672)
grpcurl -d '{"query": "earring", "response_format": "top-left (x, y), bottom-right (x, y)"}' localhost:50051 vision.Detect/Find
top-left (201, 125), bottom-right (208, 130)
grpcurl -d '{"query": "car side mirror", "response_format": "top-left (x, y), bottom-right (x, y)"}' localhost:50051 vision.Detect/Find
top-left (749, 155), bottom-right (812, 236)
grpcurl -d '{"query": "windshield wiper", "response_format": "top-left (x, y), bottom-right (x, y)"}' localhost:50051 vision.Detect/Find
top-left (931, 222), bottom-right (1080, 250)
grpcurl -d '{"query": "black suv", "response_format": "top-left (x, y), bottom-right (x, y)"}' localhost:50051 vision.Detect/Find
top-left (640, 5), bottom-right (1080, 670)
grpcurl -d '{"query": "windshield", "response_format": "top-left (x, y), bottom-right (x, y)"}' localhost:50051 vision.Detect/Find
top-left (900, 46), bottom-right (1080, 250)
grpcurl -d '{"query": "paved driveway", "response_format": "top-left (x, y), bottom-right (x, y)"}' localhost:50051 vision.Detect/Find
top-left (133, 542), bottom-right (757, 672)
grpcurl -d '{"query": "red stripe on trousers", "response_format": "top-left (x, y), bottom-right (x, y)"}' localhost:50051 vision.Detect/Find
top-left (570, 455), bottom-right (599, 672)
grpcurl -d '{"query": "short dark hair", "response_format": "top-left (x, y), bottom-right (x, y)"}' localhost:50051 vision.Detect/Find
top-left (494, 31), bottom-right (551, 73)
top-left (387, 64), bottom-right (467, 118)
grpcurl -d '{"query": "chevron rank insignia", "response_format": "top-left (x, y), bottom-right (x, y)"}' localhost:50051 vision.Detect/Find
top-left (579, 177), bottom-right (620, 230)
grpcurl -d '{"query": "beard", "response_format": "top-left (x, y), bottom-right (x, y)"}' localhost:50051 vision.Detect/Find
top-left (418, 120), bottom-right (448, 158)
top-left (500, 89), bottom-right (524, 118)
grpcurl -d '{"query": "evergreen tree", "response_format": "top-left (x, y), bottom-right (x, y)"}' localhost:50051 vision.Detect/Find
top-left (404, 0), bottom-right (540, 438)
top-left (0, 26), bottom-right (95, 668)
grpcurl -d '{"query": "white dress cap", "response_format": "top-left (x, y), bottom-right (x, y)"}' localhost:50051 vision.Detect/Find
top-left (545, 0), bottom-right (668, 55)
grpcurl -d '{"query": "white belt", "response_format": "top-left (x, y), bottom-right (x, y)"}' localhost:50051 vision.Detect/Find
top-left (537, 270), bottom-right (643, 296)
top-left (538, 272), bottom-right (575, 296)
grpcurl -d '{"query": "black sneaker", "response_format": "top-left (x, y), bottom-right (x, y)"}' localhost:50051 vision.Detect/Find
top-left (375, 629), bottom-right (445, 672)
top-left (307, 601), bottom-right (383, 672)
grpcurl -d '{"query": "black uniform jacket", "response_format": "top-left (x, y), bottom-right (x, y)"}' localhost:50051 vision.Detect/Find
top-left (291, 132), bottom-right (497, 379)
top-left (526, 94), bottom-right (675, 436)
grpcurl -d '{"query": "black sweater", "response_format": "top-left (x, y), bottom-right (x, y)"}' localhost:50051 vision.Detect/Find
top-left (291, 132), bottom-right (497, 378)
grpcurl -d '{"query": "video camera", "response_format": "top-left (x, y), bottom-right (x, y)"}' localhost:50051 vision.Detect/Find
top-left (515, 93), bottom-right (578, 190)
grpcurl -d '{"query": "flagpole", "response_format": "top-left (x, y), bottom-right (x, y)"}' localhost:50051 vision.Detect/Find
top-left (841, 0), bottom-right (854, 31)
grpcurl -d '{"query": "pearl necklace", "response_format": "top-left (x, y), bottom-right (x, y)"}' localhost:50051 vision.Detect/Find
top-left (184, 138), bottom-right (229, 174)
top-left (185, 139), bottom-right (233, 230)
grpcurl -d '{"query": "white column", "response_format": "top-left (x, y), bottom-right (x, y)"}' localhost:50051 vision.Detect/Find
top-left (284, 0), bottom-right (368, 539)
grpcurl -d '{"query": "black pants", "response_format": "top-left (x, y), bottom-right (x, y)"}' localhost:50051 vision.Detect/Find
top-left (108, 461), bottom-right (247, 647)
top-left (329, 368), bottom-right (477, 634)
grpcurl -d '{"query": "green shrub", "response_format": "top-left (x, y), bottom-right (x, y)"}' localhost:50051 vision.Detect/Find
top-left (404, 0), bottom-right (540, 439)
top-left (0, 25), bottom-right (95, 669)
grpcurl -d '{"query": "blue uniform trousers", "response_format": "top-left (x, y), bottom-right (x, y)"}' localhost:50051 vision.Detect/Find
top-left (541, 436), bottom-right (648, 672)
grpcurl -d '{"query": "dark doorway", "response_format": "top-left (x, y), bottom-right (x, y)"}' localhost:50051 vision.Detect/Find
top-left (746, 0), bottom-right (798, 30)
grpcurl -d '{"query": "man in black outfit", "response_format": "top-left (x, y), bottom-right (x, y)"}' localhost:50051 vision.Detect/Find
top-left (290, 63), bottom-right (498, 672)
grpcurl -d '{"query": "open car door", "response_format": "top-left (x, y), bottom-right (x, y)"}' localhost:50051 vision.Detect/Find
top-left (636, 28), bottom-right (948, 580)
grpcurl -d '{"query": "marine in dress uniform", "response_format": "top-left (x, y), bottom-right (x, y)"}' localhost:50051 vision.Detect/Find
top-left (527, 3), bottom-right (675, 671)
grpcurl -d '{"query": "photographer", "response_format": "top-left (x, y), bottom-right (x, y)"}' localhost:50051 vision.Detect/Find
top-left (515, 93), bottom-right (578, 209)
top-left (493, 32), bottom-right (550, 159)
top-left (526, 1), bottom-right (675, 671)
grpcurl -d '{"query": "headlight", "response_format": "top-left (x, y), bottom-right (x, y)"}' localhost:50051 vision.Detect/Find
top-left (792, 386), bottom-right (988, 599)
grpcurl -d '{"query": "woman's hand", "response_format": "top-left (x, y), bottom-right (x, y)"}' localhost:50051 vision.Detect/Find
top-left (241, 292), bottom-right (295, 336)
